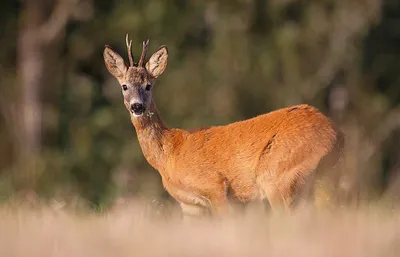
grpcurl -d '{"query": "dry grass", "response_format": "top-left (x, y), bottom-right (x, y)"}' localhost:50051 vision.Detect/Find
top-left (0, 200), bottom-right (399, 257)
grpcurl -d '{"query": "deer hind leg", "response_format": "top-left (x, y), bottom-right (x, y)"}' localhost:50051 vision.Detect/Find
top-left (289, 170), bottom-right (316, 211)
top-left (258, 169), bottom-right (316, 214)
top-left (209, 193), bottom-right (233, 217)
top-left (264, 185), bottom-right (299, 214)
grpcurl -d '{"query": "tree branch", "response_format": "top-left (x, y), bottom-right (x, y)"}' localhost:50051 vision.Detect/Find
top-left (302, 4), bottom-right (381, 101)
top-left (39, 0), bottom-right (80, 44)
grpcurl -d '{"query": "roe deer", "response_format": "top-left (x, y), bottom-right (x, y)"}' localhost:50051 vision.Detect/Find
top-left (103, 35), bottom-right (344, 219)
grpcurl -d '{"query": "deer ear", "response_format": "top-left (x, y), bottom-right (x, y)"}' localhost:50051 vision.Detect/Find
top-left (103, 46), bottom-right (127, 82)
top-left (146, 46), bottom-right (168, 78)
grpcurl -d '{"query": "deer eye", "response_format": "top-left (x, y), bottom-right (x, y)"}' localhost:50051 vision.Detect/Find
top-left (122, 85), bottom-right (128, 91)
top-left (145, 84), bottom-right (152, 91)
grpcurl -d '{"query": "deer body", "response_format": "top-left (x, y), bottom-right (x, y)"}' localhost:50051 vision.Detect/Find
top-left (103, 35), bottom-right (344, 218)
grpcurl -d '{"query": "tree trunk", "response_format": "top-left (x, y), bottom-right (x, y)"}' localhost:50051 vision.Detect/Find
top-left (15, 0), bottom-right (85, 189)
top-left (17, 0), bottom-right (47, 158)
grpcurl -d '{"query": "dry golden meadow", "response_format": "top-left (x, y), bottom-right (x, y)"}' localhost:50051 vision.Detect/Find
top-left (0, 197), bottom-right (399, 257)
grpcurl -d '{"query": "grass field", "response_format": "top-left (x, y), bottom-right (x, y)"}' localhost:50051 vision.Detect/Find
top-left (0, 199), bottom-right (399, 257)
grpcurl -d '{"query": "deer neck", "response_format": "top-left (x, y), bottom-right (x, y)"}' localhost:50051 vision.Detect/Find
top-left (130, 100), bottom-right (169, 172)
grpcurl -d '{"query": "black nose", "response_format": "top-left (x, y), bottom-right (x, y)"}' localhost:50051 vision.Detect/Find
top-left (131, 103), bottom-right (146, 115)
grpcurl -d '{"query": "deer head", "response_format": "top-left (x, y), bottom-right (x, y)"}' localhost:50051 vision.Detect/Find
top-left (103, 34), bottom-right (168, 117)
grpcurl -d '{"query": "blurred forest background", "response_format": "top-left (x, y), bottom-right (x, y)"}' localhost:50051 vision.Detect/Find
top-left (0, 0), bottom-right (399, 210)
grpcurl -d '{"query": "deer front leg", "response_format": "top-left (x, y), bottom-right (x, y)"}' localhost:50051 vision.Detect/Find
top-left (165, 185), bottom-right (211, 220)
top-left (164, 178), bottom-right (231, 220)
top-left (180, 202), bottom-right (209, 222)
top-left (180, 193), bottom-right (230, 221)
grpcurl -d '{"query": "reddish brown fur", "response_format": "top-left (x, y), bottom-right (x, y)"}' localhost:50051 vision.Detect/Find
top-left (103, 36), bottom-right (344, 219)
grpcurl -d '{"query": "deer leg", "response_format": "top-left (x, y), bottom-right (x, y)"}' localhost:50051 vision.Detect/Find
top-left (258, 175), bottom-right (300, 214)
top-left (177, 195), bottom-right (210, 221)
top-left (207, 180), bottom-right (235, 217)
top-left (209, 197), bottom-right (232, 217)
top-left (163, 180), bottom-right (211, 220)
top-left (291, 170), bottom-right (316, 210)
top-left (257, 174), bottom-right (286, 213)
top-left (180, 202), bottom-right (209, 222)
top-left (263, 185), bottom-right (288, 212)
top-left (258, 166), bottom-right (317, 214)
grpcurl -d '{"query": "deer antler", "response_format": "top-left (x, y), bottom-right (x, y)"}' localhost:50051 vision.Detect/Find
top-left (138, 39), bottom-right (150, 67)
top-left (125, 34), bottom-right (134, 67)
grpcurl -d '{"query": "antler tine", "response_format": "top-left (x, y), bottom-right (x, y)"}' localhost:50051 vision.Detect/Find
top-left (125, 34), bottom-right (134, 67)
top-left (138, 39), bottom-right (150, 67)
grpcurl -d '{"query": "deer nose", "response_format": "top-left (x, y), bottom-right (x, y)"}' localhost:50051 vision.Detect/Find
top-left (131, 103), bottom-right (146, 115)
